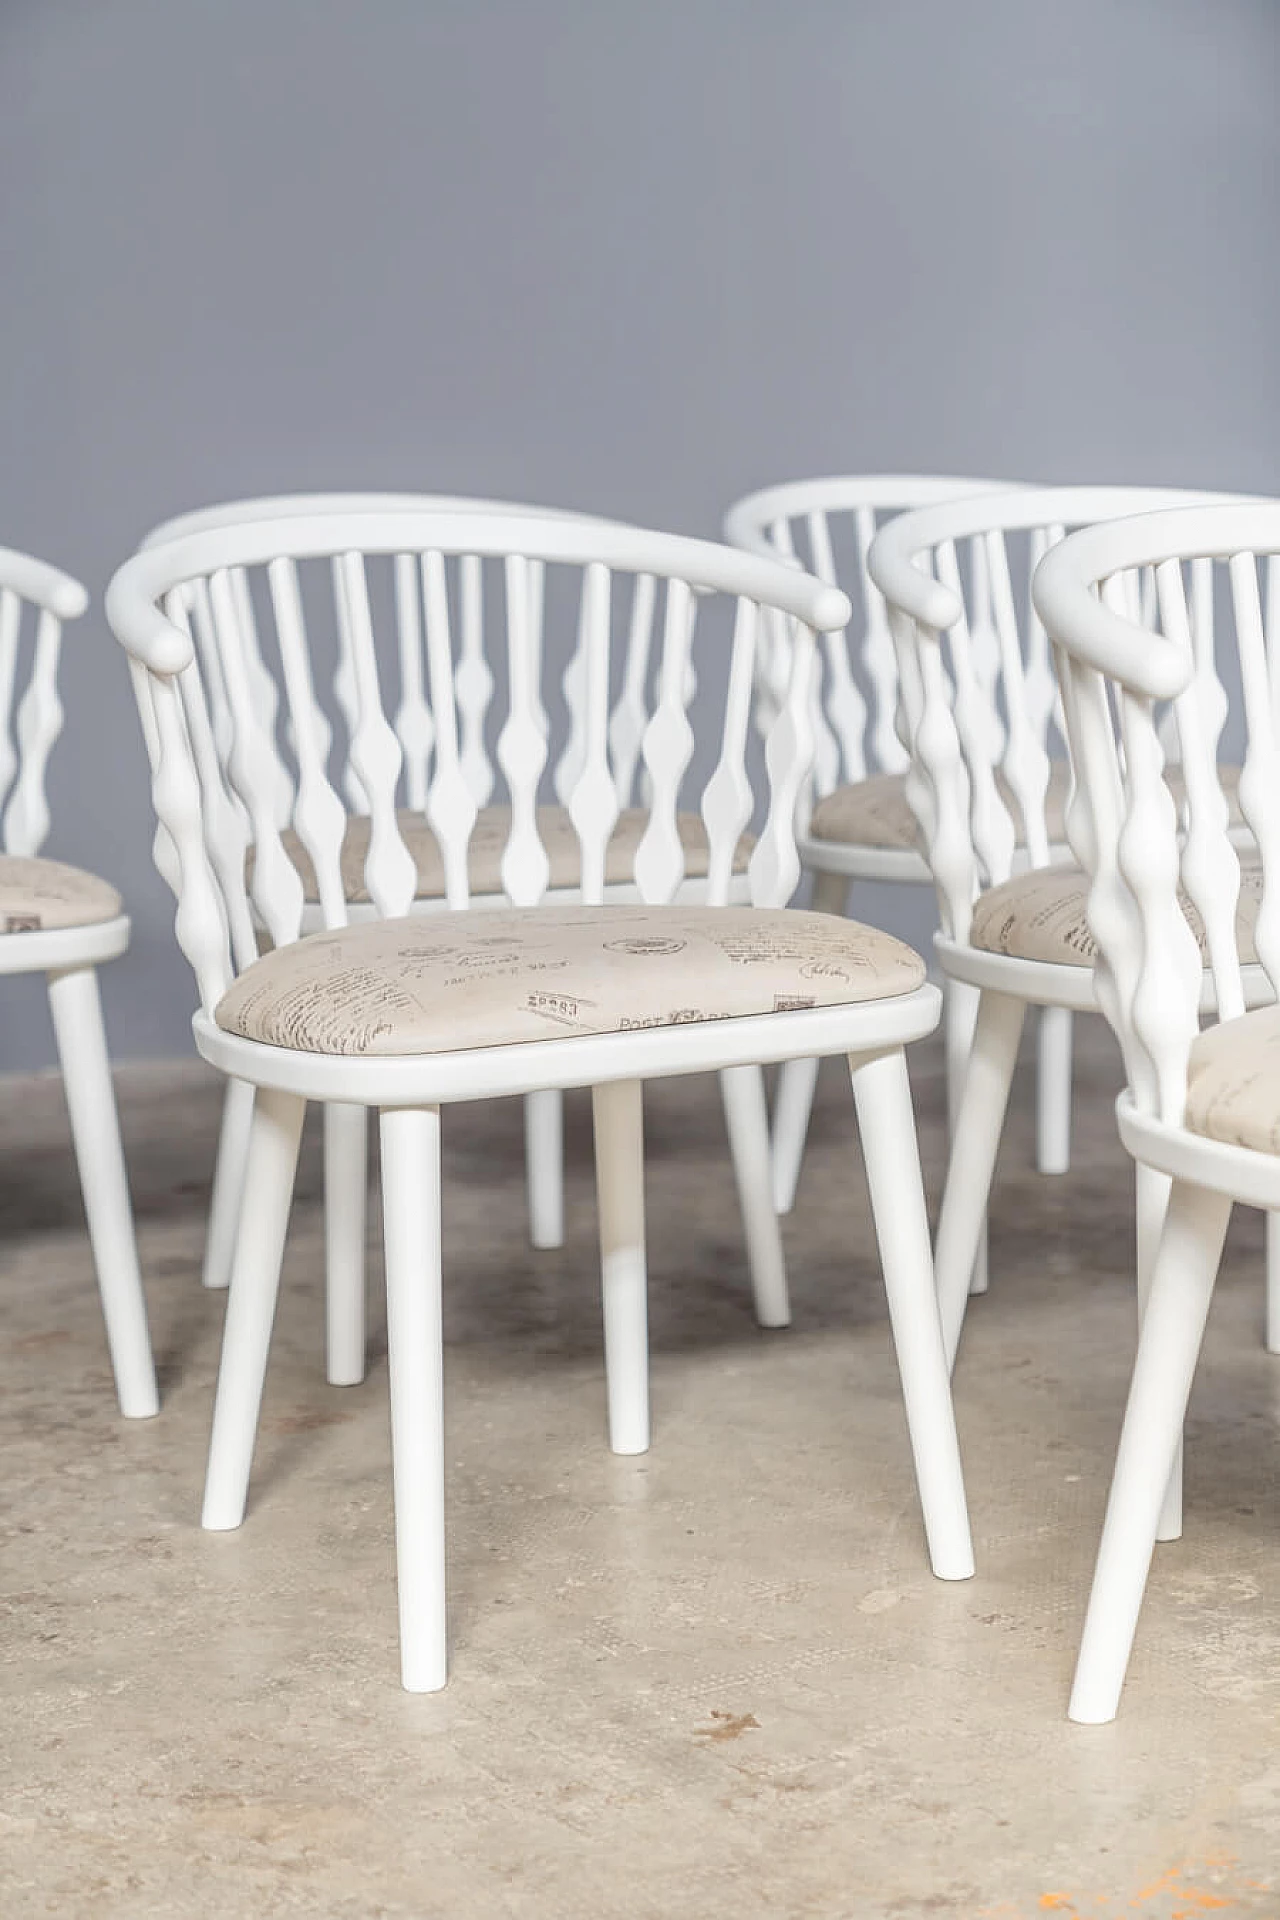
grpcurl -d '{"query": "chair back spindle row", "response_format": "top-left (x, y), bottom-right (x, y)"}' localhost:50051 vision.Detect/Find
top-left (105, 511), bottom-right (850, 1021)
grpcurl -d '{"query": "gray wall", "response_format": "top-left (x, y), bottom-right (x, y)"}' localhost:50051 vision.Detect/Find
top-left (1, 0), bottom-right (1277, 1069)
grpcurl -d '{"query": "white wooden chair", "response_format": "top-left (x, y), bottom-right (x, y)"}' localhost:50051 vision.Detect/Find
top-left (866, 483), bottom-right (1265, 1390)
top-left (1034, 499), bottom-right (1280, 1722)
top-left (723, 475), bottom-right (1017, 1214)
top-left (0, 545), bottom-right (155, 1417)
top-left (140, 494), bottom-right (778, 1399)
top-left (105, 506), bottom-right (972, 1690)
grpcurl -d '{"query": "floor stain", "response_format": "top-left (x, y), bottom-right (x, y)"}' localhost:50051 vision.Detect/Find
top-left (978, 1855), bottom-right (1271, 1918)
top-left (260, 1409), bottom-right (356, 1434)
top-left (694, 1711), bottom-right (760, 1743)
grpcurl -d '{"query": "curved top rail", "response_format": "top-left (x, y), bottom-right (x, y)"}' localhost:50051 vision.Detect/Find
top-left (1033, 498), bottom-right (1280, 703)
top-left (0, 546), bottom-right (87, 621)
top-left (107, 508), bottom-right (855, 677)
top-left (867, 483), bottom-right (1258, 634)
top-left (140, 491), bottom-right (607, 550)
top-left (723, 473), bottom-right (1011, 555)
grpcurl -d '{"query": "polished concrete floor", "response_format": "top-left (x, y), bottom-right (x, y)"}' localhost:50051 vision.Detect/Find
top-left (3, 1022), bottom-right (1280, 1917)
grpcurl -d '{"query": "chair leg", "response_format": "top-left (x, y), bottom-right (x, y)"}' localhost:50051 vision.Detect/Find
top-left (324, 1102), bottom-right (368, 1387)
top-left (944, 975), bottom-right (989, 1298)
top-left (944, 976), bottom-right (981, 1139)
top-left (848, 1047), bottom-right (974, 1582)
top-left (202, 1077), bottom-right (255, 1291)
top-left (1068, 1179), bottom-right (1231, 1724)
top-left (769, 869), bottom-right (849, 1214)
top-left (934, 990), bottom-right (1026, 1371)
top-left (47, 965), bottom-right (158, 1419)
top-left (591, 1078), bottom-right (650, 1456)
top-left (720, 1064), bottom-right (790, 1329)
top-left (1036, 1006), bottom-right (1074, 1176)
top-left (380, 1106), bottom-right (448, 1693)
top-left (202, 1087), bottom-right (306, 1531)
top-left (770, 1056), bottom-right (820, 1216)
top-left (1134, 1161), bottom-right (1184, 1543)
top-left (1265, 1212), bottom-right (1280, 1356)
top-left (525, 1088), bottom-right (565, 1250)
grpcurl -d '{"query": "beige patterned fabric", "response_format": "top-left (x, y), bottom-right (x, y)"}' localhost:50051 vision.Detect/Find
top-left (969, 859), bottom-right (1263, 969)
top-left (808, 764), bottom-right (1075, 852)
top-left (215, 904), bottom-right (927, 1057)
top-left (0, 856), bottom-right (121, 934)
top-left (1186, 1005), bottom-right (1280, 1156)
top-left (808, 763), bottom-right (1241, 854)
top-left (268, 806), bottom-right (752, 905)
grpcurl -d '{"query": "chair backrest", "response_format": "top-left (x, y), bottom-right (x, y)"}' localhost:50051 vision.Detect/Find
top-left (138, 492), bottom-right (630, 821)
top-left (0, 546), bottom-right (88, 858)
top-left (1033, 500), bottom-right (1280, 1128)
top-left (104, 508), bottom-right (851, 1018)
top-left (866, 483), bottom-right (1251, 949)
top-left (723, 474), bottom-right (1009, 792)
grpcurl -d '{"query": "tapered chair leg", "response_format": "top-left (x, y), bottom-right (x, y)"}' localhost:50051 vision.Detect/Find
top-left (770, 1056), bottom-right (820, 1215)
top-left (849, 1047), bottom-right (973, 1582)
top-left (1265, 1211), bottom-right (1280, 1356)
top-left (202, 1077), bottom-right (255, 1291)
top-left (1135, 1162), bottom-right (1182, 1543)
top-left (324, 1102), bottom-right (368, 1386)
top-left (380, 1106), bottom-right (448, 1693)
top-left (769, 869), bottom-right (849, 1214)
top-left (591, 1078), bottom-right (649, 1456)
top-left (944, 976), bottom-right (982, 1139)
top-left (1036, 1006), bottom-right (1074, 1176)
top-left (47, 965), bottom-right (157, 1419)
top-left (720, 1064), bottom-right (790, 1329)
top-left (944, 975), bottom-right (989, 1297)
top-left (202, 1087), bottom-right (306, 1531)
top-left (525, 1088), bottom-right (565, 1250)
top-left (934, 990), bottom-right (1026, 1369)
top-left (1069, 1180), bottom-right (1232, 1724)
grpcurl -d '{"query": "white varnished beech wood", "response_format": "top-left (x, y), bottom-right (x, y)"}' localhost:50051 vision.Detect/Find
top-left (0, 547), bottom-right (152, 1420)
top-left (202, 1086), bottom-right (307, 1531)
top-left (634, 579), bottom-right (697, 902)
top-left (701, 598), bottom-right (758, 906)
top-left (380, 1104), bottom-right (448, 1691)
top-left (848, 1046), bottom-right (973, 1581)
top-left (392, 551), bottom-right (433, 814)
top-left (268, 558), bottom-right (349, 929)
top-left (324, 1102), bottom-right (368, 1387)
top-left (724, 475), bottom-right (1008, 1209)
top-left (1031, 499), bottom-right (1280, 1721)
top-left (5, 609), bottom-right (64, 858)
top-left (1068, 1184), bottom-right (1232, 1724)
top-left (608, 573), bottom-right (657, 807)
top-left (565, 563), bottom-right (618, 904)
top-left (421, 547), bottom-right (478, 911)
top-left (456, 553), bottom-right (493, 807)
top-left (497, 552), bottom-right (552, 904)
top-left (868, 483), bottom-right (1259, 1360)
top-left (202, 1076), bottom-right (254, 1291)
top-left (48, 964), bottom-right (158, 1420)
top-left (141, 496), bottom-right (820, 1324)
top-left (591, 1079), bottom-right (650, 1455)
top-left (107, 505), bottom-right (963, 1691)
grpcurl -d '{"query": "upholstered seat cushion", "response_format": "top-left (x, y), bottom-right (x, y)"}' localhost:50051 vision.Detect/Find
top-left (272, 806), bottom-right (751, 905)
top-left (1185, 1005), bottom-right (1280, 1156)
top-left (808, 765), bottom-right (1075, 852)
top-left (808, 763), bottom-right (1241, 854)
top-left (0, 856), bottom-right (122, 934)
top-left (214, 904), bottom-right (927, 1058)
top-left (969, 859), bottom-right (1263, 969)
